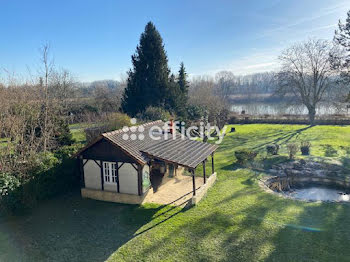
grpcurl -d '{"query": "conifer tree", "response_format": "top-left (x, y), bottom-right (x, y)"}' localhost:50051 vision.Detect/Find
top-left (177, 62), bottom-right (189, 101)
top-left (333, 10), bottom-right (350, 85)
top-left (176, 62), bottom-right (189, 116)
top-left (122, 22), bottom-right (170, 116)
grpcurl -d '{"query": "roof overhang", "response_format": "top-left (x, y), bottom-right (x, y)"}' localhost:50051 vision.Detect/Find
top-left (141, 138), bottom-right (218, 170)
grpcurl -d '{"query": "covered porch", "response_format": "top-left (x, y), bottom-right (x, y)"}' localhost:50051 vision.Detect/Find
top-left (142, 172), bottom-right (205, 206)
top-left (141, 138), bottom-right (218, 206)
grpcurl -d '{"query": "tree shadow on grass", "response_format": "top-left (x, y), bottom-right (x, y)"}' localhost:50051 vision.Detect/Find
top-left (105, 167), bottom-right (350, 262)
top-left (252, 126), bottom-right (312, 151)
top-left (0, 191), bottom-right (186, 262)
top-left (113, 187), bottom-right (314, 261)
top-left (221, 155), bottom-right (290, 172)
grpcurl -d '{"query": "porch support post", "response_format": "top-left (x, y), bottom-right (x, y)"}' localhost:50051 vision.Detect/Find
top-left (100, 160), bottom-right (104, 191)
top-left (192, 169), bottom-right (196, 196)
top-left (78, 156), bottom-right (85, 187)
top-left (116, 162), bottom-right (120, 193)
top-left (203, 161), bottom-right (206, 184)
top-left (211, 153), bottom-right (215, 174)
top-left (137, 164), bottom-right (142, 196)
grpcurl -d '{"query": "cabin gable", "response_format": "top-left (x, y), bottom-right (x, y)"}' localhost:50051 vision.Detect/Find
top-left (81, 138), bottom-right (138, 163)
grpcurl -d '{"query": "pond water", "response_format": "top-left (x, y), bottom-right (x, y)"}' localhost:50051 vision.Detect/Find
top-left (281, 186), bottom-right (350, 202)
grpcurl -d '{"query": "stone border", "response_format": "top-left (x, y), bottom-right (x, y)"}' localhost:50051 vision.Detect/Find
top-left (259, 175), bottom-right (350, 203)
top-left (191, 172), bottom-right (217, 205)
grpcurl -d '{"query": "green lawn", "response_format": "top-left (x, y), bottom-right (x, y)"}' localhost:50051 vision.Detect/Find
top-left (69, 123), bottom-right (87, 144)
top-left (0, 137), bottom-right (8, 148)
top-left (110, 124), bottom-right (350, 261)
top-left (1, 124), bottom-right (350, 261)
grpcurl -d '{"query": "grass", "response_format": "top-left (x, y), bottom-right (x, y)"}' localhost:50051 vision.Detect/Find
top-left (69, 123), bottom-right (87, 144)
top-left (109, 124), bottom-right (350, 261)
top-left (0, 138), bottom-right (9, 148)
top-left (1, 124), bottom-right (350, 261)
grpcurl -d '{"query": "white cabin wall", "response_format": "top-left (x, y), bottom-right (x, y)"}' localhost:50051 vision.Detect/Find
top-left (118, 163), bottom-right (138, 195)
top-left (83, 160), bottom-right (101, 190)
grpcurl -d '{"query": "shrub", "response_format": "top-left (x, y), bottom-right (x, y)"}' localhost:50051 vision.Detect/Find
top-left (186, 105), bottom-right (204, 121)
top-left (228, 115), bottom-right (238, 124)
top-left (137, 106), bottom-right (172, 121)
top-left (54, 118), bottom-right (74, 147)
top-left (54, 144), bottom-right (83, 160)
top-left (235, 149), bottom-right (258, 164)
top-left (0, 146), bottom-right (80, 214)
top-left (266, 144), bottom-right (280, 155)
top-left (300, 141), bottom-right (311, 155)
top-left (287, 143), bottom-right (298, 159)
top-left (84, 126), bottom-right (108, 143)
top-left (84, 112), bottom-right (131, 143)
top-left (0, 173), bottom-right (21, 197)
top-left (106, 112), bottom-right (131, 130)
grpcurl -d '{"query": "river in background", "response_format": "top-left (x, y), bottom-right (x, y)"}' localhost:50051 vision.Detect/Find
top-left (231, 103), bottom-right (349, 116)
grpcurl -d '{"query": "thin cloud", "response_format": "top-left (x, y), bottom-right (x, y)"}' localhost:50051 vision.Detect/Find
top-left (244, 62), bottom-right (277, 70)
top-left (194, 49), bottom-right (281, 76)
top-left (258, 1), bottom-right (348, 39)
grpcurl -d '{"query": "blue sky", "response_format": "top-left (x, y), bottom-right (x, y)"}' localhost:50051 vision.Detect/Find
top-left (0, 0), bottom-right (349, 82)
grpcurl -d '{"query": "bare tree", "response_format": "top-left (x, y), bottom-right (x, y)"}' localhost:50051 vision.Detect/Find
top-left (276, 39), bottom-right (336, 124)
top-left (50, 68), bottom-right (76, 114)
top-left (189, 76), bottom-right (229, 127)
top-left (214, 71), bottom-right (236, 101)
top-left (38, 44), bottom-right (54, 152)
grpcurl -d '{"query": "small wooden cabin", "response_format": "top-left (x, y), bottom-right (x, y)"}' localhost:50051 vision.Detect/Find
top-left (76, 120), bottom-right (218, 204)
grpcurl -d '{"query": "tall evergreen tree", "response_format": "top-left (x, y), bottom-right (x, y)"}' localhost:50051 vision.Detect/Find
top-left (176, 62), bottom-right (189, 116)
top-left (122, 22), bottom-right (170, 116)
top-left (165, 74), bottom-right (181, 113)
top-left (177, 62), bottom-right (189, 100)
top-left (333, 10), bottom-right (350, 85)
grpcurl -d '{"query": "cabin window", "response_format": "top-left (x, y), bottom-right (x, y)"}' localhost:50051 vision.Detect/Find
top-left (103, 162), bottom-right (117, 184)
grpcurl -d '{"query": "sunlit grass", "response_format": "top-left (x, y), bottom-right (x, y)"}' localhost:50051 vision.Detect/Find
top-left (108, 124), bottom-right (350, 261)
top-left (0, 138), bottom-right (8, 148)
top-left (0, 124), bottom-right (349, 261)
top-left (69, 123), bottom-right (87, 144)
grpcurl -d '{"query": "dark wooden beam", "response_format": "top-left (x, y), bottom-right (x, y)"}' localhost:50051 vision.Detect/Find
top-left (78, 157), bottom-right (85, 187)
top-left (203, 161), bottom-right (206, 184)
top-left (100, 160), bottom-right (104, 190)
top-left (82, 159), bottom-right (88, 167)
top-left (137, 164), bottom-right (142, 196)
top-left (116, 162), bottom-right (120, 193)
top-left (131, 163), bottom-right (138, 172)
top-left (211, 153), bottom-right (215, 174)
top-left (192, 169), bottom-right (196, 196)
top-left (118, 162), bottom-right (125, 170)
top-left (93, 159), bottom-right (101, 168)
